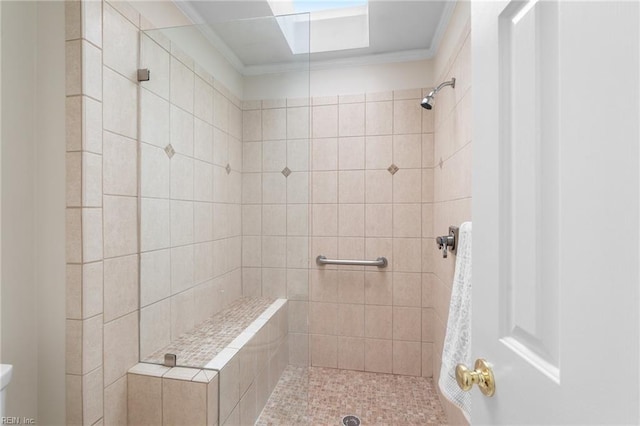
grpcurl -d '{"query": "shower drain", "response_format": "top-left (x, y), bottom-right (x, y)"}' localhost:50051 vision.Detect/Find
top-left (342, 415), bottom-right (361, 426)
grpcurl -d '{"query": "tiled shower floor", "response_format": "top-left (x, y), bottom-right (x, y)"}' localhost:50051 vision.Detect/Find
top-left (256, 365), bottom-right (447, 425)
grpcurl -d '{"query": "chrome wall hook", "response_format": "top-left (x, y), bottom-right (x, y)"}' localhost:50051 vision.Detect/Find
top-left (436, 226), bottom-right (459, 258)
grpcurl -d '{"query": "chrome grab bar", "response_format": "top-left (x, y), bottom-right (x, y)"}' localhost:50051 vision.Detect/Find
top-left (315, 255), bottom-right (388, 268)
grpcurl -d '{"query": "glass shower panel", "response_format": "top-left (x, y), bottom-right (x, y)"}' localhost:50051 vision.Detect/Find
top-left (137, 12), bottom-right (310, 425)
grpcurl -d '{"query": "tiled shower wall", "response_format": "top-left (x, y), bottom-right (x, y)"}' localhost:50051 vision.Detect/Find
top-left (243, 92), bottom-right (437, 376)
top-left (431, 2), bottom-right (472, 424)
top-left (138, 28), bottom-right (243, 361)
top-left (65, 1), bottom-right (243, 424)
top-left (241, 98), bottom-right (312, 366)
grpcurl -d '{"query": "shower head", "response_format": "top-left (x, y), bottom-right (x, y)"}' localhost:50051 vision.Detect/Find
top-left (421, 77), bottom-right (456, 110)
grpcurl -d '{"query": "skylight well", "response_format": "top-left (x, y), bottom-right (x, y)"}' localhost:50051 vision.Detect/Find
top-left (268, 0), bottom-right (370, 55)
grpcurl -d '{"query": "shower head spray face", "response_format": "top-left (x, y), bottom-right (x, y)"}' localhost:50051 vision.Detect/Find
top-left (420, 77), bottom-right (456, 110)
top-left (421, 93), bottom-right (435, 109)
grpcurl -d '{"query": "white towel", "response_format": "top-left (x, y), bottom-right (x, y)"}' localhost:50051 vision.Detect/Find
top-left (438, 221), bottom-right (472, 422)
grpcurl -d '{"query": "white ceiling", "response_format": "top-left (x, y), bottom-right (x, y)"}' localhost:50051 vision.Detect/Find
top-left (174, 0), bottom-right (455, 75)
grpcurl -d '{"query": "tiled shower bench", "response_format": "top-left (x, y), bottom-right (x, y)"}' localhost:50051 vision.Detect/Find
top-left (127, 298), bottom-right (289, 425)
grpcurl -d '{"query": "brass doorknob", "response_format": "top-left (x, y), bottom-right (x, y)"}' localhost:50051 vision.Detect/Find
top-left (455, 359), bottom-right (495, 397)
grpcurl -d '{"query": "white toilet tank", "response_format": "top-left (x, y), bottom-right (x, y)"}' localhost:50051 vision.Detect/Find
top-left (0, 364), bottom-right (13, 418)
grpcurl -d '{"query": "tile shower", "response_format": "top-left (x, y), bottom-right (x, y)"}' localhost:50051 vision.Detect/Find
top-left (65, 0), bottom-right (471, 424)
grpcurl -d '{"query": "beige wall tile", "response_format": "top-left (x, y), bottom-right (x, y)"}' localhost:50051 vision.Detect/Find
top-left (338, 136), bottom-right (365, 170)
top-left (219, 354), bottom-right (240, 424)
top-left (163, 379), bottom-right (207, 425)
top-left (311, 334), bottom-right (337, 368)
top-left (364, 338), bottom-right (392, 373)
top-left (262, 173), bottom-right (286, 204)
top-left (195, 119), bottom-right (214, 163)
top-left (82, 41), bottom-right (102, 101)
top-left (393, 307), bottom-right (421, 341)
top-left (243, 109), bottom-right (262, 142)
top-left (140, 143), bottom-right (170, 198)
top-left (364, 204), bottom-right (392, 238)
top-left (103, 66), bottom-right (137, 138)
top-left (140, 299), bottom-right (171, 359)
top-left (338, 304), bottom-right (364, 337)
top-left (393, 238), bottom-right (422, 273)
top-left (103, 312), bottom-right (138, 386)
top-left (103, 2), bottom-right (138, 80)
top-left (365, 170), bottom-right (392, 203)
top-left (393, 99), bottom-right (422, 134)
top-left (207, 372), bottom-right (220, 426)
top-left (393, 204), bottom-right (422, 237)
top-left (103, 131), bottom-right (137, 196)
top-left (312, 105), bottom-right (338, 138)
top-left (312, 138), bottom-right (337, 171)
top-left (338, 204), bottom-right (364, 237)
top-left (393, 272), bottom-right (422, 307)
top-left (310, 268), bottom-right (338, 302)
top-left (170, 57), bottom-right (194, 113)
top-left (140, 89), bottom-right (171, 148)
top-left (338, 171), bottom-right (364, 204)
top-left (287, 106), bottom-right (310, 139)
top-left (83, 315), bottom-right (103, 373)
top-left (83, 366), bottom-right (103, 425)
top-left (365, 135), bottom-right (392, 169)
top-left (338, 103), bottom-right (365, 137)
top-left (262, 108), bottom-right (286, 140)
top-left (393, 169), bottom-right (422, 203)
top-left (422, 343), bottom-right (434, 378)
top-left (365, 101), bottom-right (392, 135)
top-left (338, 336), bottom-right (365, 371)
top-left (104, 376), bottom-right (127, 426)
top-left (103, 195), bottom-right (137, 258)
top-left (393, 340), bottom-right (421, 376)
top-left (170, 200), bottom-right (194, 246)
top-left (82, 208), bottom-right (103, 263)
top-left (170, 289), bottom-right (195, 339)
top-left (364, 305), bottom-right (392, 339)
top-left (243, 142), bottom-right (262, 173)
top-left (309, 302), bottom-right (338, 335)
top-left (170, 245), bottom-right (194, 293)
top-left (103, 255), bottom-right (138, 322)
top-left (364, 271), bottom-right (392, 305)
top-left (170, 155), bottom-right (194, 200)
top-left (213, 90), bottom-right (230, 132)
top-left (140, 34), bottom-right (170, 100)
top-left (393, 134), bottom-right (422, 168)
top-left (263, 140), bottom-right (286, 172)
top-left (287, 138), bottom-right (310, 171)
top-left (141, 198), bottom-right (170, 251)
top-left (195, 76), bottom-right (214, 124)
top-left (128, 374), bottom-right (162, 426)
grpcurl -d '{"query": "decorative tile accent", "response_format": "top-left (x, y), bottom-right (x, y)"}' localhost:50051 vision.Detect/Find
top-left (225, 163), bottom-right (231, 174)
top-left (164, 144), bottom-right (175, 159)
top-left (256, 366), bottom-right (447, 425)
top-left (142, 297), bottom-right (275, 368)
top-left (281, 166), bottom-right (292, 178)
top-left (387, 163), bottom-right (399, 175)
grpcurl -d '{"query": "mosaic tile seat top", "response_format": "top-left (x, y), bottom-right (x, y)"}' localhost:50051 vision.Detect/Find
top-left (143, 297), bottom-right (276, 368)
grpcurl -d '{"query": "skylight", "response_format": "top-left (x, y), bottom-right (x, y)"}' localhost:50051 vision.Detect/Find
top-left (268, 0), bottom-right (370, 55)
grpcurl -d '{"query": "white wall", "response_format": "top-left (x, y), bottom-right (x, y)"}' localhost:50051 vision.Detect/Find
top-left (1, 1), bottom-right (66, 423)
top-left (244, 58), bottom-right (435, 100)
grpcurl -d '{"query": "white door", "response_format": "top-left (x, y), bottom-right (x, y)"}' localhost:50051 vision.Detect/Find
top-left (472, 0), bottom-right (640, 424)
